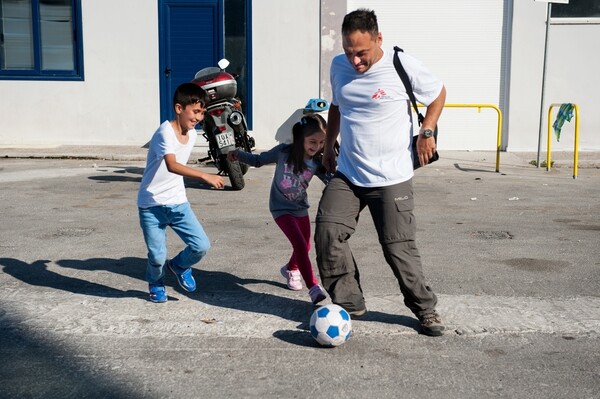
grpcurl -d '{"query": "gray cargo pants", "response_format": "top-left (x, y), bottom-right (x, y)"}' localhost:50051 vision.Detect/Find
top-left (314, 173), bottom-right (438, 317)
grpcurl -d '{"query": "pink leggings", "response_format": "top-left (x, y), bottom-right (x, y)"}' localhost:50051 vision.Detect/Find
top-left (274, 214), bottom-right (319, 289)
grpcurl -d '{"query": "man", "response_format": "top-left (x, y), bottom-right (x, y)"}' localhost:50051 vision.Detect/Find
top-left (315, 8), bottom-right (446, 336)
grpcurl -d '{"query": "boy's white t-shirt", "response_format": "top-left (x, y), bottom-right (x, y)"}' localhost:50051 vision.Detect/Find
top-left (330, 47), bottom-right (443, 187)
top-left (137, 121), bottom-right (197, 208)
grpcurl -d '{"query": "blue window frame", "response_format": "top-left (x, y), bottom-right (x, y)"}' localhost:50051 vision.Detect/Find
top-left (0, 0), bottom-right (83, 80)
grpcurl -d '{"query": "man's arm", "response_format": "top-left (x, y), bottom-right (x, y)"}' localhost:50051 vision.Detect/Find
top-left (323, 104), bottom-right (341, 173)
top-left (164, 154), bottom-right (224, 189)
top-left (416, 85), bottom-right (446, 166)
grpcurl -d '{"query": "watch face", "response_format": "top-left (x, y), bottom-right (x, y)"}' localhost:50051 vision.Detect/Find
top-left (422, 129), bottom-right (433, 138)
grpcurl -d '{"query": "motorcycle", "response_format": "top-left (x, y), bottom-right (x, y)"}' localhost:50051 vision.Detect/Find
top-left (192, 59), bottom-right (255, 190)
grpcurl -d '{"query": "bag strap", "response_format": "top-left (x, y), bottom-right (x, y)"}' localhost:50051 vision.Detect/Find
top-left (393, 46), bottom-right (424, 126)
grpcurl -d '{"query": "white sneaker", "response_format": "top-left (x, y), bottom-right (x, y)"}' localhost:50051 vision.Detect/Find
top-left (280, 265), bottom-right (303, 291)
top-left (308, 284), bottom-right (327, 304)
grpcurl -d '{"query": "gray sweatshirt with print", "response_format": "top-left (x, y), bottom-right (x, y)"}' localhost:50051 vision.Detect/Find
top-left (235, 143), bottom-right (329, 218)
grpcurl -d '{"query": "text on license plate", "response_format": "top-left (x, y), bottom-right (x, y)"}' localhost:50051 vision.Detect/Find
top-left (216, 131), bottom-right (235, 149)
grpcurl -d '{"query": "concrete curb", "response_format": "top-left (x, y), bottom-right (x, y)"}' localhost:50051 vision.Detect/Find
top-left (2, 145), bottom-right (599, 168)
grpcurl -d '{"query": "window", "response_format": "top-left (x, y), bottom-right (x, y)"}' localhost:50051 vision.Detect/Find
top-left (551, 0), bottom-right (600, 18)
top-left (0, 0), bottom-right (83, 80)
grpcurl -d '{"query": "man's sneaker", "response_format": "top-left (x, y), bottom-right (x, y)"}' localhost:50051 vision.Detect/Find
top-left (348, 308), bottom-right (368, 319)
top-left (280, 265), bottom-right (302, 291)
top-left (167, 261), bottom-right (196, 292)
top-left (308, 284), bottom-right (327, 304)
top-left (149, 281), bottom-right (167, 303)
top-left (418, 311), bottom-right (445, 336)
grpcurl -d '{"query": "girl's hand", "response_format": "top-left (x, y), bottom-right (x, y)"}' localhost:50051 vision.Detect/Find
top-left (227, 150), bottom-right (238, 161)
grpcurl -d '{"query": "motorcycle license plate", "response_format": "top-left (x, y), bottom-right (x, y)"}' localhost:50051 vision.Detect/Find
top-left (216, 131), bottom-right (235, 149)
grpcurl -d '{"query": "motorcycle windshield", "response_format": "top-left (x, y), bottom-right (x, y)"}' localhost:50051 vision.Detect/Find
top-left (194, 67), bottom-right (221, 81)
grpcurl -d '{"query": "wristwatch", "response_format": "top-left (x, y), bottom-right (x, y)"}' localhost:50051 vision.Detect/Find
top-left (420, 128), bottom-right (434, 138)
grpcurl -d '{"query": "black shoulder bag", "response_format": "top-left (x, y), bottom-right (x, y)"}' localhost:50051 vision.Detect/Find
top-left (393, 46), bottom-right (439, 169)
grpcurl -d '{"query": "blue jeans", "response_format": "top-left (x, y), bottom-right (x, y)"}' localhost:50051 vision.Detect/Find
top-left (138, 202), bottom-right (210, 284)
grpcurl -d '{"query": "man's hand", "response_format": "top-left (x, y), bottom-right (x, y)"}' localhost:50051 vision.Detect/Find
top-left (323, 104), bottom-right (341, 173)
top-left (416, 135), bottom-right (437, 167)
top-left (417, 85), bottom-right (445, 167)
top-left (322, 144), bottom-right (338, 173)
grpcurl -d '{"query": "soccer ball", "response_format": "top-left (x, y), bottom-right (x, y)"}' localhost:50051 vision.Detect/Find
top-left (309, 304), bottom-right (352, 347)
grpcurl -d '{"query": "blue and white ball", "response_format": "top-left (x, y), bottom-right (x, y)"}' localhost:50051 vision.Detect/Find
top-left (309, 304), bottom-right (352, 347)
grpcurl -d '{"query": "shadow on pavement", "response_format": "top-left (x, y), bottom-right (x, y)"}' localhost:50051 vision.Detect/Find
top-left (452, 162), bottom-right (498, 173)
top-left (1, 257), bottom-right (421, 338)
top-left (0, 257), bottom-right (146, 299)
top-left (358, 311), bottom-right (421, 331)
top-left (190, 269), bottom-right (317, 324)
top-left (273, 329), bottom-right (322, 348)
top-left (0, 309), bottom-right (141, 399)
top-left (0, 312), bottom-right (144, 399)
top-left (86, 168), bottom-right (238, 191)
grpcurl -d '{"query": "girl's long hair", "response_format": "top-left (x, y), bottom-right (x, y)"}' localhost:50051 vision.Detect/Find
top-left (287, 113), bottom-right (327, 174)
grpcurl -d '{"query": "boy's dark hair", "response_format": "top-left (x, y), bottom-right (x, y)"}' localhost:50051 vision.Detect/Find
top-left (342, 8), bottom-right (379, 37)
top-left (173, 82), bottom-right (210, 109)
top-left (287, 113), bottom-right (327, 174)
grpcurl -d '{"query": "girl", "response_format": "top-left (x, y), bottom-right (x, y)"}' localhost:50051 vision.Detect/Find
top-left (228, 113), bottom-right (330, 304)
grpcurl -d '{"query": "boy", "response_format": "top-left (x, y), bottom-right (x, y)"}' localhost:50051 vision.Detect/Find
top-left (138, 82), bottom-right (224, 303)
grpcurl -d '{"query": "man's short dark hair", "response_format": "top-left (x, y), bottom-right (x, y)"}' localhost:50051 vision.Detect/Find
top-left (342, 8), bottom-right (379, 37)
top-left (173, 82), bottom-right (209, 109)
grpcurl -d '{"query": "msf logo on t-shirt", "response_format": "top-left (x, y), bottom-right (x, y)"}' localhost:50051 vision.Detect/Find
top-left (372, 88), bottom-right (391, 100)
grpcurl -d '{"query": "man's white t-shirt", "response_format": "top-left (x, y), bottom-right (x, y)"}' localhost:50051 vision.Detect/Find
top-left (330, 47), bottom-right (443, 187)
top-left (137, 121), bottom-right (197, 208)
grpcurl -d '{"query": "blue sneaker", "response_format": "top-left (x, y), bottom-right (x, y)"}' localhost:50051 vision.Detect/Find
top-left (149, 281), bottom-right (167, 303)
top-left (167, 261), bottom-right (196, 292)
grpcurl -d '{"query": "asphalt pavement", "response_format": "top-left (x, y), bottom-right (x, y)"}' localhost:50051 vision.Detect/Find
top-left (1, 146), bottom-right (599, 399)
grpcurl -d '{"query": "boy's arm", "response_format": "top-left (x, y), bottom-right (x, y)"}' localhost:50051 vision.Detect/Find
top-left (164, 154), bottom-right (224, 189)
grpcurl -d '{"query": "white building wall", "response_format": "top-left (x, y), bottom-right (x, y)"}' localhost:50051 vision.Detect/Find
top-left (249, 0), bottom-right (321, 148)
top-left (1, 0), bottom-right (598, 152)
top-left (546, 23), bottom-right (600, 152)
top-left (508, 1), bottom-right (600, 152)
top-left (326, 0), bottom-right (600, 153)
top-left (0, 0), bottom-right (160, 147)
top-left (330, 0), bottom-right (509, 152)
